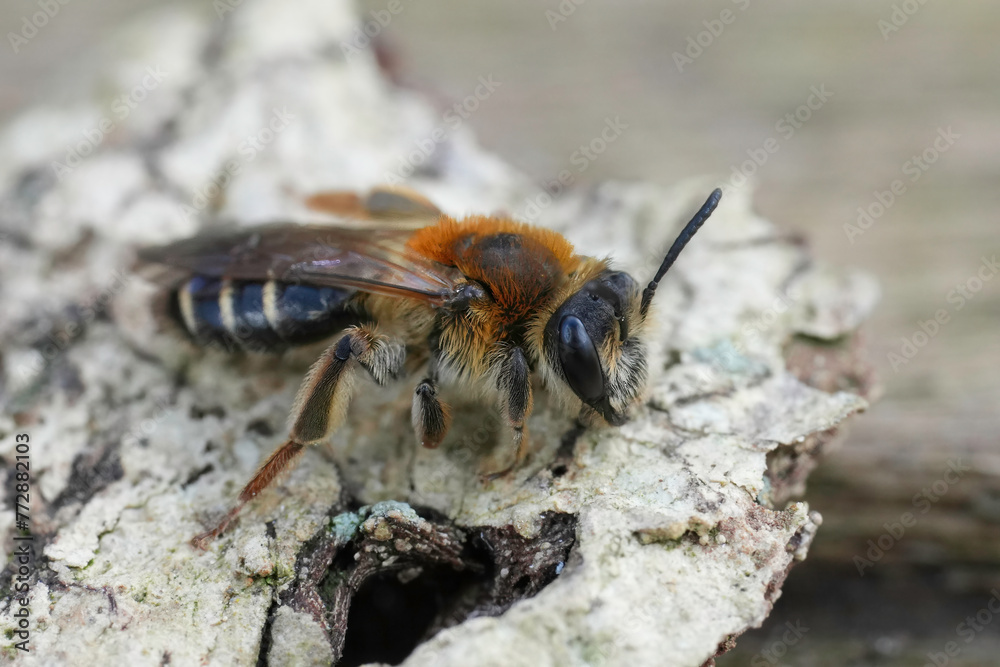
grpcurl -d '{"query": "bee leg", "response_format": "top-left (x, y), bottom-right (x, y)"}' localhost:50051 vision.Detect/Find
top-left (484, 346), bottom-right (533, 480)
top-left (411, 347), bottom-right (451, 449)
top-left (412, 378), bottom-right (451, 449)
top-left (190, 325), bottom-right (404, 549)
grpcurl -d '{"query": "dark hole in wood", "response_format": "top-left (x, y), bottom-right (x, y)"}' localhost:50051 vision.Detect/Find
top-left (285, 509), bottom-right (577, 665)
top-left (338, 565), bottom-right (483, 666)
top-left (512, 575), bottom-right (531, 595)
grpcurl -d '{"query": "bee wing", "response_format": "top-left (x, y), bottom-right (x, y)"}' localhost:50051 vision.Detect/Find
top-left (304, 185), bottom-right (442, 228)
top-left (138, 224), bottom-right (461, 304)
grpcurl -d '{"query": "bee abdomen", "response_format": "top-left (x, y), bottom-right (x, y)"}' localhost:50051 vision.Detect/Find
top-left (170, 276), bottom-right (359, 351)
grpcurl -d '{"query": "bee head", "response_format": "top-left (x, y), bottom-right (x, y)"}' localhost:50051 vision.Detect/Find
top-left (543, 270), bottom-right (646, 426)
top-left (542, 188), bottom-right (722, 426)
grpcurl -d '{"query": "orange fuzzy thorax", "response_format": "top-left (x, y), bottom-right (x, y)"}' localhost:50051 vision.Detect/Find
top-left (407, 216), bottom-right (577, 270)
top-left (408, 216), bottom-right (579, 329)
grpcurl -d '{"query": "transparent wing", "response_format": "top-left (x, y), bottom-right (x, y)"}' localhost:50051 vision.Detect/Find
top-left (138, 223), bottom-right (461, 304)
top-left (304, 185), bottom-right (442, 228)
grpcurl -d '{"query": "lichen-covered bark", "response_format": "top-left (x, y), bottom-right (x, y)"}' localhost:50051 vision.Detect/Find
top-left (0, 1), bottom-right (875, 665)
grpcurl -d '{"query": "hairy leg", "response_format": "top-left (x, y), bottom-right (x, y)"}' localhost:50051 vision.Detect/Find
top-left (190, 325), bottom-right (404, 548)
top-left (412, 378), bottom-right (451, 450)
top-left (484, 346), bottom-right (533, 479)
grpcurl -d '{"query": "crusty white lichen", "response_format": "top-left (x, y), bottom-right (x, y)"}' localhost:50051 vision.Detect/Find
top-left (0, 0), bottom-right (874, 665)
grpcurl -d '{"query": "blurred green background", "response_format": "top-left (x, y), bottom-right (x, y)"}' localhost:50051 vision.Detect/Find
top-left (4, 1), bottom-right (998, 664)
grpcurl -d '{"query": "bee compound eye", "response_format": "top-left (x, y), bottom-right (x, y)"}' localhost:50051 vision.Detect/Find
top-left (558, 315), bottom-right (605, 402)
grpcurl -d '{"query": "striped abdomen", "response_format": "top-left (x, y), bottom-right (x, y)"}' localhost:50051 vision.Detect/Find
top-left (170, 276), bottom-right (361, 351)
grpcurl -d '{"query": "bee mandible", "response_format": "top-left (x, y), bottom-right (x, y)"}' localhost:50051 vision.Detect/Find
top-left (139, 186), bottom-right (723, 547)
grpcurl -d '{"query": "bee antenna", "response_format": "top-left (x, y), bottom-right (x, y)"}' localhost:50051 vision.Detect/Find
top-left (640, 188), bottom-right (723, 316)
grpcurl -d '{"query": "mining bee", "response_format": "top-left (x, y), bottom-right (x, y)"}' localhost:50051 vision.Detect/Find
top-left (139, 185), bottom-right (722, 547)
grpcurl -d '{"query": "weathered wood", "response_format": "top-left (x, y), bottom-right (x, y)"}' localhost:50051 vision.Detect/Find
top-left (0, 1), bottom-right (876, 665)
